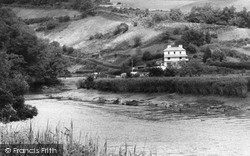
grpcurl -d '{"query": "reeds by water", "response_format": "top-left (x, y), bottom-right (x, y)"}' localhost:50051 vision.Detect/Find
top-left (95, 77), bottom-right (248, 97)
top-left (0, 121), bottom-right (146, 156)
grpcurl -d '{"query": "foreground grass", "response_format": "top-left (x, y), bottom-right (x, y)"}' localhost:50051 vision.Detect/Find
top-left (0, 122), bottom-right (148, 156)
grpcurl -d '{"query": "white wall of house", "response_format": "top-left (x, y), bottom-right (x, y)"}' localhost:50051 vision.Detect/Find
top-left (162, 45), bottom-right (189, 68)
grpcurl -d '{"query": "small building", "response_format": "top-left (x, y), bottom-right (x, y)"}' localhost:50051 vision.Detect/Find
top-left (162, 45), bottom-right (189, 69)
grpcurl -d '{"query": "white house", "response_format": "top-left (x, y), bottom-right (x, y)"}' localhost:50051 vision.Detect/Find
top-left (161, 45), bottom-right (189, 69)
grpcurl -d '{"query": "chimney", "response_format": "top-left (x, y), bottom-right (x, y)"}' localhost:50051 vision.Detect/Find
top-left (167, 45), bottom-right (171, 48)
top-left (179, 45), bottom-right (183, 48)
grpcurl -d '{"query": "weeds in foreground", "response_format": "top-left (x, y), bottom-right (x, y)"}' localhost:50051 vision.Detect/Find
top-left (0, 121), bottom-right (148, 156)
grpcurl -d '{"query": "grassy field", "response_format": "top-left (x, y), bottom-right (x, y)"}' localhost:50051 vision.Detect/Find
top-left (11, 7), bottom-right (81, 19)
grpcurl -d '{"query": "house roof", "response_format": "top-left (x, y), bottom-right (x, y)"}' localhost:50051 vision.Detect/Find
top-left (164, 54), bottom-right (188, 57)
top-left (164, 47), bottom-right (185, 51)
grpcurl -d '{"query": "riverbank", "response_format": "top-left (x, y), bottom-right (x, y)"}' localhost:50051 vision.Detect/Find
top-left (43, 78), bottom-right (250, 119)
top-left (25, 77), bottom-right (250, 119)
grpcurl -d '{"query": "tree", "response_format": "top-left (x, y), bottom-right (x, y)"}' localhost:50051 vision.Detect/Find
top-left (160, 31), bottom-right (170, 42)
top-left (186, 43), bottom-right (198, 54)
top-left (203, 47), bottom-right (212, 62)
top-left (169, 8), bottom-right (183, 21)
top-left (205, 31), bottom-right (211, 44)
top-left (211, 50), bottom-right (226, 62)
top-left (142, 51), bottom-right (152, 61)
top-left (181, 29), bottom-right (206, 46)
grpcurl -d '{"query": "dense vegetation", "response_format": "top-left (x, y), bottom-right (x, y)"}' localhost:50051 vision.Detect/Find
top-left (93, 77), bottom-right (247, 97)
top-left (0, 8), bottom-right (69, 122)
top-left (208, 61), bottom-right (250, 70)
top-left (186, 5), bottom-right (250, 28)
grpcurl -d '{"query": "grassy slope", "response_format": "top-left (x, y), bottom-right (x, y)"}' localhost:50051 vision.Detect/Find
top-left (11, 7), bottom-right (81, 19)
top-left (11, 5), bottom-right (250, 66)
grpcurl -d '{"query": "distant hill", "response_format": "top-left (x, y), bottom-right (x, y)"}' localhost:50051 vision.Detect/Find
top-left (111, 0), bottom-right (250, 13)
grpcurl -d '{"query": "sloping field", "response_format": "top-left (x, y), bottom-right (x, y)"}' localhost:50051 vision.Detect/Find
top-left (234, 48), bottom-right (250, 56)
top-left (37, 15), bottom-right (161, 53)
top-left (112, 0), bottom-right (250, 13)
top-left (11, 7), bottom-right (80, 19)
top-left (38, 16), bottom-right (122, 50)
top-left (218, 28), bottom-right (250, 41)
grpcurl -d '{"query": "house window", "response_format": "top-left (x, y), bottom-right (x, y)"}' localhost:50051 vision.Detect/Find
top-left (168, 57), bottom-right (170, 60)
top-left (180, 57), bottom-right (182, 59)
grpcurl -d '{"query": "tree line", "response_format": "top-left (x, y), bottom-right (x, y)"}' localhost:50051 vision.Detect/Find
top-left (0, 8), bottom-right (69, 122)
top-left (186, 4), bottom-right (250, 28)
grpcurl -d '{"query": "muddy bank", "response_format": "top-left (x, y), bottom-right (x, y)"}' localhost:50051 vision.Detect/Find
top-left (46, 88), bottom-right (250, 118)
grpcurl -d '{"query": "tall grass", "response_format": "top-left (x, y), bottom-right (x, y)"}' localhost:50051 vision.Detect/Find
top-left (0, 122), bottom-right (146, 156)
top-left (94, 77), bottom-right (248, 97)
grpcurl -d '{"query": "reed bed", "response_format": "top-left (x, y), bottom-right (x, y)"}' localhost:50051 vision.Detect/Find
top-left (94, 77), bottom-right (248, 97)
top-left (0, 122), bottom-right (147, 156)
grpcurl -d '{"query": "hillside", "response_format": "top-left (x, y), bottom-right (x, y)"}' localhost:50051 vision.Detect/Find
top-left (35, 14), bottom-right (162, 55)
top-left (111, 0), bottom-right (250, 13)
top-left (11, 7), bottom-right (80, 19)
top-left (10, 5), bottom-right (250, 71)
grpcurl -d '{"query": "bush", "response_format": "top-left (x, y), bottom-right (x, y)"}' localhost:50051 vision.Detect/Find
top-left (24, 17), bottom-right (52, 25)
top-left (186, 43), bottom-right (198, 54)
top-left (164, 68), bottom-right (177, 77)
top-left (149, 68), bottom-right (164, 77)
top-left (113, 23), bottom-right (129, 36)
top-left (133, 36), bottom-right (141, 47)
top-left (94, 77), bottom-right (248, 97)
top-left (76, 75), bottom-right (95, 89)
top-left (173, 28), bottom-right (181, 35)
top-left (46, 20), bottom-right (59, 30)
top-left (15, 104), bottom-right (38, 120)
top-left (58, 15), bottom-right (70, 22)
top-left (160, 31), bottom-right (170, 42)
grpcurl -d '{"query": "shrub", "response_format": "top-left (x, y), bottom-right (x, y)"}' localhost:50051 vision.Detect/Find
top-left (113, 23), bottom-right (129, 36)
top-left (160, 31), bottom-right (170, 42)
top-left (94, 77), bottom-right (248, 97)
top-left (94, 33), bottom-right (103, 39)
top-left (133, 22), bottom-right (138, 27)
top-left (133, 36), bottom-right (141, 47)
top-left (149, 68), bottom-right (164, 77)
top-left (76, 75), bottom-right (95, 89)
top-left (173, 28), bottom-right (181, 35)
top-left (46, 20), bottom-right (59, 30)
top-left (24, 17), bottom-right (52, 25)
top-left (58, 15), bottom-right (70, 22)
top-left (186, 43), bottom-right (198, 54)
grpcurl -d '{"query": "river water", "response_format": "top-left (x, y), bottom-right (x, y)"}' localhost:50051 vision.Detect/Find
top-left (11, 97), bottom-right (250, 156)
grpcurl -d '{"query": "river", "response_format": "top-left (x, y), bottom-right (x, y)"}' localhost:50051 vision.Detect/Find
top-left (10, 96), bottom-right (250, 156)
